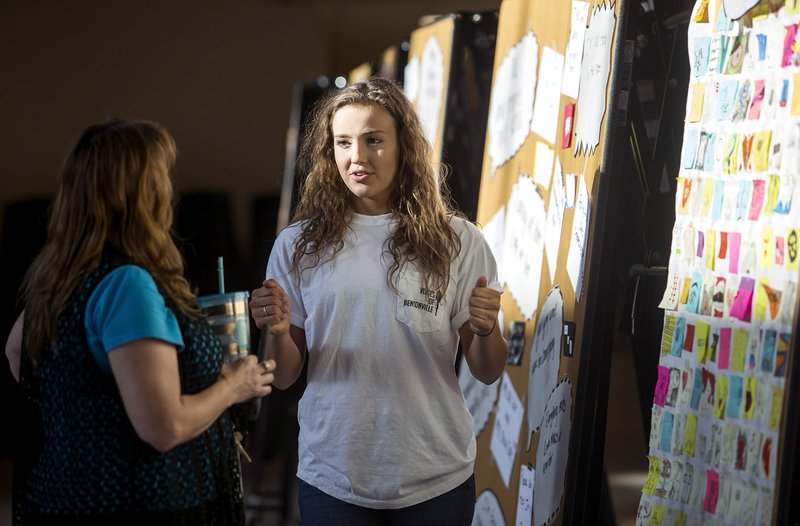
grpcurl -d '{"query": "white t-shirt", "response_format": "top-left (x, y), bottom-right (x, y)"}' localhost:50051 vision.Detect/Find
top-left (266, 212), bottom-right (500, 509)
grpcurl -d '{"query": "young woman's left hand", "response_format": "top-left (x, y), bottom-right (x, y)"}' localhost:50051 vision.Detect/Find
top-left (468, 276), bottom-right (501, 337)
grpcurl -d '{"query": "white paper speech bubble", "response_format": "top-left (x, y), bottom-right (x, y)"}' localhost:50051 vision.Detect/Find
top-left (527, 287), bottom-right (563, 449)
top-left (533, 380), bottom-right (572, 526)
top-left (472, 490), bottom-right (506, 526)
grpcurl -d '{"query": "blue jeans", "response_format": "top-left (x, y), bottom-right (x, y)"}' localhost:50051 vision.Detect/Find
top-left (298, 475), bottom-right (476, 526)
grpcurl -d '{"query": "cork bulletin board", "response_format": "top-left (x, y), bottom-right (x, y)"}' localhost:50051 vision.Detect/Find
top-left (462, 0), bottom-right (627, 524)
top-left (405, 15), bottom-right (456, 173)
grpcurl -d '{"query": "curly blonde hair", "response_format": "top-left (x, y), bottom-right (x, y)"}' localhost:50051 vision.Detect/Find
top-left (22, 119), bottom-right (199, 361)
top-left (291, 76), bottom-right (461, 295)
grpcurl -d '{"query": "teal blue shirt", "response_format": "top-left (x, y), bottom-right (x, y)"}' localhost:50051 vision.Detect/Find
top-left (84, 265), bottom-right (184, 373)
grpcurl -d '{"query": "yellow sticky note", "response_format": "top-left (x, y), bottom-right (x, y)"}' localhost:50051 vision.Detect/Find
top-left (643, 455), bottom-right (660, 495)
top-left (694, 0), bottom-right (710, 21)
top-left (701, 178), bottom-right (715, 217)
top-left (752, 130), bottom-right (772, 172)
top-left (789, 0), bottom-right (800, 15)
top-left (765, 175), bottom-right (780, 216)
top-left (792, 73), bottom-right (800, 116)
top-left (715, 374), bottom-right (729, 419)
top-left (683, 413), bottom-right (698, 456)
top-left (754, 278), bottom-right (770, 321)
top-left (680, 276), bottom-right (692, 304)
top-left (688, 84), bottom-right (705, 122)
top-left (760, 225), bottom-right (774, 270)
top-left (650, 504), bottom-right (665, 526)
top-left (705, 229), bottom-right (716, 270)
top-left (696, 321), bottom-right (710, 362)
top-left (769, 385), bottom-right (784, 431)
top-left (674, 510), bottom-right (687, 526)
top-left (743, 376), bottom-right (757, 420)
top-left (723, 134), bottom-right (739, 175)
top-left (731, 329), bottom-right (748, 372)
top-left (661, 315), bottom-right (677, 355)
top-left (788, 229), bottom-right (800, 271)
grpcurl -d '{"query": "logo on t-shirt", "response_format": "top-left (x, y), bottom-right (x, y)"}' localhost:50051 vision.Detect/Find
top-left (403, 287), bottom-right (442, 316)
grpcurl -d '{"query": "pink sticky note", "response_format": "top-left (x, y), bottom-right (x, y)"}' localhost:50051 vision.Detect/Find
top-left (562, 103), bottom-right (575, 148)
top-left (749, 180), bottom-right (766, 220)
top-left (728, 232), bottom-right (742, 274)
top-left (748, 79), bottom-right (765, 119)
top-left (719, 327), bottom-right (732, 369)
top-left (730, 277), bottom-right (755, 322)
top-left (697, 231), bottom-right (705, 257)
top-left (704, 470), bottom-right (720, 513)
top-left (654, 365), bottom-right (670, 406)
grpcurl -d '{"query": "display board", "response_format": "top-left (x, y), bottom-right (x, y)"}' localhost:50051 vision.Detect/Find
top-left (635, 0), bottom-right (800, 524)
top-left (405, 15), bottom-right (455, 172)
top-left (467, 0), bottom-right (627, 524)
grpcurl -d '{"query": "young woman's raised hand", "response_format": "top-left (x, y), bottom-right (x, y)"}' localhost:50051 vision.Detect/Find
top-left (250, 279), bottom-right (291, 335)
top-left (468, 276), bottom-right (501, 337)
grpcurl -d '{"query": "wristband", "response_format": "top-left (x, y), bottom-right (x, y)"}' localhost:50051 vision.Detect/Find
top-left (474, 319), bottom-right (496, 338)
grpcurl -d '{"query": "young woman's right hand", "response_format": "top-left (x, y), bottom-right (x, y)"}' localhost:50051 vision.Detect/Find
top-left (250, 279), bottom-right (291, 335)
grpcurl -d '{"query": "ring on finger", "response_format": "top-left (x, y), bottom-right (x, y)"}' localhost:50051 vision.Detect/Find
top-left (262, 306), bottom-right (268, 317)
top-left (260, 360), bottom-right (270, 371)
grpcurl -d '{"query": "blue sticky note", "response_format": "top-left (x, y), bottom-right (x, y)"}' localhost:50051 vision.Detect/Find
top-left (757, 34), bottom-right (767, 61)
top-left (683, 129), bottom-right (699, 168)
top-left (691, 368), bottom-right (703, 410)
top-left (671, 317), bottom-right (686, 357)
top-left (716, 80), bottom-right (740, 120)
top-left (686, 272), bottom-right (703, 314)
top-left (712, 180), bottom-right (725, 220)
top-left (703, 132), bottom-right (716, 171)
top-left (726, 375), bottom-right (743, 419)
top-left (781, 78), bottom-right (789, 107)
top-left (660, 412), bottom-right (674, 452)
top-left (715, 1), bottom-right (730, 31)
top-left (735, 180), bottom-right (751, 220)
top-left (693, 37), bottom-right (711, 77)
top-left (761, 329), bottom-right (777, 373)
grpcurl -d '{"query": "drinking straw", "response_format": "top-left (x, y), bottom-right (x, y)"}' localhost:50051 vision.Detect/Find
top-left (217, 256), bottom-right (225, 294)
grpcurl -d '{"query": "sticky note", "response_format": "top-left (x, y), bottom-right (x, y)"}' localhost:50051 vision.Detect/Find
top-left (743, 376), bottom-right (757, 420)
top-left (688, 84), bottom-right (706, 122)
top-left (704, 469), bottom-right (720, 513)
top-left (683, 413), bottom-right (698, 456)
top-left (691, 368), bottom-right (703, 410)
top-left (731, 328), bottom-right (749, 371)
top-left (748, 79), bottom-right (765, 119)
top-left (712, 180), bottom-right (725, 220)
top-left (752, 130), bottom-right (772, 172)
top-left (727, 375), bottom-right (743, 419)
top-left (719, 327), bottom-right (732, 369)
top-left (749, 179), bottom-right (766, 219)
top-left (672, 316), bottom-right (686, 357)
top-left (705, 229), bottom-right (716, 270)
top-left (655, 365), bottom-right (670, 406)
top-left (769, 385), bottom-right (784, 431)
top-left (643, 455), bottom-right (660, 495)
top-left (696, 321), bottom-right (710, 361)
top-left (660, 411), bottom-right (674, 452)
top-left (730, 277), bottom-right (755, 322)
top-left (716, 80), bottom-right (739, 120)
top-left (715, 374), bottom-right (729, 419)
top-left (729, 232), bottom-right (742, 273)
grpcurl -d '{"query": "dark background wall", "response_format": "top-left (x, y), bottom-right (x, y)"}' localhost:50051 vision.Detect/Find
top-left (0, 0), bottom-right (498, 262)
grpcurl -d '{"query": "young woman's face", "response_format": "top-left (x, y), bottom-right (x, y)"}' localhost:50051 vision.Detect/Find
top-left (332, 103), bottom-right (400, 215)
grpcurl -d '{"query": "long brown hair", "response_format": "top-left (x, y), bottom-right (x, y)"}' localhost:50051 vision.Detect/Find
top-left (292, 76), bottom-right (461, 294)
top-left (22, 119), bottom-right (199, 361)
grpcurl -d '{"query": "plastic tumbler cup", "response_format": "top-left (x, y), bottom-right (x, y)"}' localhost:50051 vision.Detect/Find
top-left (197, 291), bottom-right (250, 361)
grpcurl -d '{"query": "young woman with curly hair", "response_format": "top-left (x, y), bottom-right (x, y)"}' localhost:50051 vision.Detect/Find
top-left (250, 77), bottom-right (508, 524)
top-left (5, 119), bottom-right (275, 525)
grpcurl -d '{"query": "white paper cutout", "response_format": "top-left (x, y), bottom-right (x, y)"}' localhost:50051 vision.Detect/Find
top-left (490, 372), bottom-right (524, 487)
top-left (533, 142), bottom-right (555, 189)
top-left (403, 56), bottom-right (420, 102)
top-left (723, 0), bottom-right (759, 20)
top-left (533, 380), bottom-right (572, 526)
top-left (562, 1), bottom-right (591, 98)
top-left (527, 287), bottom-right (564, 450)
top-left (472, 490), bottom-right (506, 526)
top-left (566, 175), bottom-right (591, 300)
top-left (544, 159), bottom-right (566, 282)
top-left (531, 46), bottom-right (565, 145)
top-left (565, 173), bottom-right (576, 208)
top-left (502, 176), bottom-right (546, 319)
top-left (458, 360), bottom-right (501, 437)
top-left (482, 205), bottom-right (507, 288)
top-left (574, 2), bottom-right (616, 156)
top-left (516, 465), bottom-right (535, 526)
top-left (488, 32), bottom-right (539, 175)
top-left (417, 36), bottom-right (445, 148)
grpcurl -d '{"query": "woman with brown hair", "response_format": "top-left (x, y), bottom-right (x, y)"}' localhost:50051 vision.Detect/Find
top-left (5, 119), bottom-right (274, 524)
top-left (250, 77), bottom-right (508, 524)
